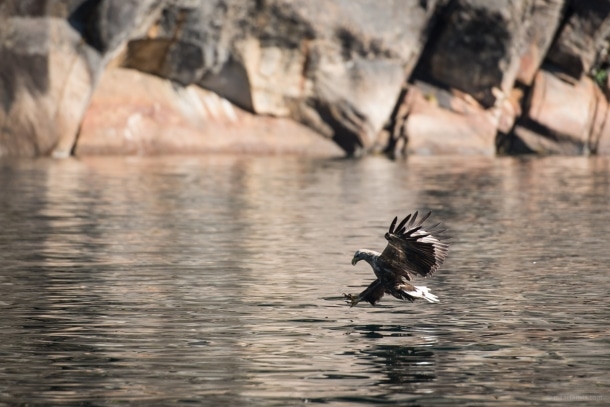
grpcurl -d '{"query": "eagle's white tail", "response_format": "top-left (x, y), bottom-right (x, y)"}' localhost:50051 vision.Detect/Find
top-left (402, 285), bottom-right (439, 303)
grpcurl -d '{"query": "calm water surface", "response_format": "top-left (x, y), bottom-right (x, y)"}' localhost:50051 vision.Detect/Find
top-left (0, 155), bottom-right (609, 406)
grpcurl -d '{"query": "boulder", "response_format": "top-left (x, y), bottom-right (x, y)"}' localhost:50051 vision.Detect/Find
top-left (123, 0), bottom-right (443, 155)
top-left (4, 0), bottom-right (610, 157)
top-left (516, 0), bottom-right (564, 85)
top-left (389, 83), bottom-right (497, 156)
top-left (546, 0), bottom-right (610, 79)
top-left (75, 67), bottom-right (342, 156)
top-left (505, 70), bottom-right (602, 154)
top-left (0, 0), bottom-right (161, 157)
top-left (421, 0), bottom-right (531, 108)
top-left (595, 120), bottom-right (610, 155)
top-left (587, 77), bottom-right (610, 154)
top-left (0, 3), bottom-right (96, 157)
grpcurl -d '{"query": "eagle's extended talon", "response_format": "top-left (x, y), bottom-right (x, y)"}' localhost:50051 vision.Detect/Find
top-left (343, 293), bottom-right (359, 307)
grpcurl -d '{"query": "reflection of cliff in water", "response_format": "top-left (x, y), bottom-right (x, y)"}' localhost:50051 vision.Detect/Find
top-left (348, 323), bottom-right (437, 388)
top-left (362, 344), bottom-right (436, 387)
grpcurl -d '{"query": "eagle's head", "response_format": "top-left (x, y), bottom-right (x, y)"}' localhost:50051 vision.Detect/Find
top-left (352, 250), bottom-right (364, 266)
top-left (351, 249), bottom-right (378, 266)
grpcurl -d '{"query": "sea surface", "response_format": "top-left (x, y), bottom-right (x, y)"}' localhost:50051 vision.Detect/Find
top-left (0, 155), bottom-right (609, 406)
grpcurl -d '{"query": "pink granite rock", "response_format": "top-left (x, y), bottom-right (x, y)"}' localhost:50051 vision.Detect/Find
top-left (76, 68), bottom-right (342, 156)
top-left (390, 84), bottom-right (497, 156)
top-left (507, 70), bottom-right (610, 154)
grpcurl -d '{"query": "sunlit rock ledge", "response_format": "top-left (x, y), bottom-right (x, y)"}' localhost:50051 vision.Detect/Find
top-left (1, 0), bottom-right (610, 157)
top-left (76, 67), bottom-right (343, 156)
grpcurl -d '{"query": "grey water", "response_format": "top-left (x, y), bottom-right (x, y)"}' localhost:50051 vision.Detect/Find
top-left (0, 155), bottom-right (609, 406)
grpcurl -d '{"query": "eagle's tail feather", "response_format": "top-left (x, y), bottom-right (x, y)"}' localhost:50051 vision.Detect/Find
top-left (400, 285), bottom-right (439, 303)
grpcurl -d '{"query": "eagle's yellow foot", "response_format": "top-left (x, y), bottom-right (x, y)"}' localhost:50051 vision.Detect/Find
top-left (343, 293), bottom-right (361, 307)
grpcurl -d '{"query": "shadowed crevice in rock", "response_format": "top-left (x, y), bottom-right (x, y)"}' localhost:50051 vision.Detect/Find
top-left (199, 58), bottom-right (254, 113)
top-left (124, 39), bottom-right (205, 87)
top-left (310, 100), bottom-right (366, 157)
top-left (505, 117), bottom-right (587, 155)
top-left (0, 50), bottom-right (49, 113)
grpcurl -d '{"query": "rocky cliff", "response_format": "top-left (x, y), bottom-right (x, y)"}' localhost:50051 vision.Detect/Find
top-left (1, 0), bottom-right (610, 157)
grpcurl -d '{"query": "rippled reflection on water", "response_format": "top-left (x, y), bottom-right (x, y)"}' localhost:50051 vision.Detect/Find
top-left (1, 155), bottom-right (609, 406)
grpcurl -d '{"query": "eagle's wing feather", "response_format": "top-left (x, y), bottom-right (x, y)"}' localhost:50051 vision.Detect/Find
top-left (388, 216), bottom-right (398, 234)
top-left (394, 213), bottom-right (412, 234)
top-left (378, 211), bottom-right (448, 280)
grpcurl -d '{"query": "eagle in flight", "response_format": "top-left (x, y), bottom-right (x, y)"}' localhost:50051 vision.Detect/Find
top-left (344, 211), bottom-right (449, 307)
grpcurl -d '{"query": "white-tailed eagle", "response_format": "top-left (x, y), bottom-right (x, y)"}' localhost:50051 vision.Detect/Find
top-left (344, 211), bottom-right (449, 306)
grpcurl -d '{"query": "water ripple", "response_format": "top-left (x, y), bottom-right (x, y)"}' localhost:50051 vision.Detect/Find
top-left (1, 156), bottom-right (609, 405)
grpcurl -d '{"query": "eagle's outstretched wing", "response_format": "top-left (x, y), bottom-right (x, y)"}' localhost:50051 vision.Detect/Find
top-left (377, 211), bottom-right (448, 281)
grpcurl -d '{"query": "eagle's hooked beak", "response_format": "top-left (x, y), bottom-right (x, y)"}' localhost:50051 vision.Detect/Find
top-left (351, 256), bottom-right (358, 266)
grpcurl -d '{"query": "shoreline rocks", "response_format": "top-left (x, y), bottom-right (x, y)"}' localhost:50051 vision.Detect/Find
top-left (76, 66), bottom-right (343, 156)
top-left (2, 0), bottom-right (610, 157)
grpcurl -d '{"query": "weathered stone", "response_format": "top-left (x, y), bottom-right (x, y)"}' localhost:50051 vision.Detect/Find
top-left (595, 114), bottom-right (610, 154)
top-left (588, 80), bottom-right (610, 154)
top-left (0, 10), bottom-right (97, 157)
top-left (76, 67), bottom-right (342, 156)
top-left (0, 0), bottom-right (161, 157)
top-left (70, 0), bottom-right (163, 54)
top-left (422, 0), bottom-right (531, 108)
top-left (496, 87), bottom-right (524, 134)
top-left (530, 70), bottom-right (595, 141)
top-left (505, 70), bottom-right (599, 154)
top-left (510, 125), bottom-right (584, 154)
top-left (390, 84), bottom-right (497, 156)
top-left (546, 0), bottom-right (610, 79)
top-left (124, 0), bottom-right (442, 155)
top-left (3, 0), bottom-right (610, 157)
top-left (516, 0), bottom-right (564, 85)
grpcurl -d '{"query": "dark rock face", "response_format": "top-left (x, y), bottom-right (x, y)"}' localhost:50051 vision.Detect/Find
top-left (1, 0), bottom-right (610, 157)
top-left (421, 0), bottom-right (529, 108)
top-left (546, 0), bottom-right (610, 80)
